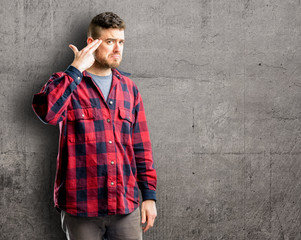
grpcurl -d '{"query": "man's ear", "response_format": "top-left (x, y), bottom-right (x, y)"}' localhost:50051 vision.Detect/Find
top-left (87, 37), bottom-right (94, 45)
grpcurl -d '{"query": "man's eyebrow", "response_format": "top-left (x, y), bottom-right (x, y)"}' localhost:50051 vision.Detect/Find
top-left (105, 38), bottom-right (124, 41)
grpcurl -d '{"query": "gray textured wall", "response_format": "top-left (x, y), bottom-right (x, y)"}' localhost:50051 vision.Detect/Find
top-left (1, 0), bottom-right (301, 239)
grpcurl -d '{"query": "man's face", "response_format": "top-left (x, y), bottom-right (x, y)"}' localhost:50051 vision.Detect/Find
top-left (88, 28), bottom-right (125, 69)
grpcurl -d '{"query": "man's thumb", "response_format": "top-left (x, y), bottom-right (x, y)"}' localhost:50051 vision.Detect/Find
top-left (69, 44), bottom-right (78, 54)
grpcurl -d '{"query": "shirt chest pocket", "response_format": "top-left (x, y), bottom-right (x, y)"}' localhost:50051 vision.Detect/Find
top-left (116, 107), bottom-right (134, 135)
top-left (67, 108), bottom-right (96, 143)
top-left (67, 108), bottom-right (95, 121)
top-left (118, 107), bottom-right (133, 123)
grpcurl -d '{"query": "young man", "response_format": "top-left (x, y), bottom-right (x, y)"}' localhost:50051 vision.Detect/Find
top-left (32, 12), bottom-right (157, 240)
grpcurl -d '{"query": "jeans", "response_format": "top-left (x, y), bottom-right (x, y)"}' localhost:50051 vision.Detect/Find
top-left (61, 208), bottom-right (142, 240)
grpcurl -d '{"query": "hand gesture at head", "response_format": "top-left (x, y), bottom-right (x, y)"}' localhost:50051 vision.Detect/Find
top-left (69, 39), bottom-right (102, 73)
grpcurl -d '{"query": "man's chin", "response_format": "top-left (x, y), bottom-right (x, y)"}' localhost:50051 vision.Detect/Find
top-left (109, 61), bottom-right (122, 69)
top-left (96, 59), bottom-right (122, 69)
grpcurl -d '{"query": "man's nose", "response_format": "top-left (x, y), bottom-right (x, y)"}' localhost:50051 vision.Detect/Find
top-left (113, 43), bottom-right (122, 52)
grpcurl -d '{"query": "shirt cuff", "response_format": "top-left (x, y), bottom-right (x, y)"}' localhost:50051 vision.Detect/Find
top-left (141, 189), bottom-right (157, 202)
top-left (65, 65), bottom-right (83, 85)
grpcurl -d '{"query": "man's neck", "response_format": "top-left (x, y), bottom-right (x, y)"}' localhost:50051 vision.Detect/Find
top-left (86, 63), bottom-right (112, 76)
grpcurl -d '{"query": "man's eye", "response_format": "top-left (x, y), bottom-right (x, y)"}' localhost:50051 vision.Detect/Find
top-left (120, 41), bottom-right (124, 45)
top-left (107, 41), bottom-right (113, 44)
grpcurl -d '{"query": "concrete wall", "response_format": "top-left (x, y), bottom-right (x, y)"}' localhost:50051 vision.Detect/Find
top-left (1, 0), bottom-right (301, 239)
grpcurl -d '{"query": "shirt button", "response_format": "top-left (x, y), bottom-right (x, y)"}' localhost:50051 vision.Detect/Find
top-left (82, 114), bottom-right (85, 117)
top-left (111, 182), bottom-right (114, 186)
top-left (77, 77), bottom-right (80, 80)
top-left (107, 119), bottom-right (111, 123)
top-left (111, 161), bottom-right (114, 165)
top-left (109, 101), bottom-right (113, 105)
top-left (109, 140), bottom-right (112, 144)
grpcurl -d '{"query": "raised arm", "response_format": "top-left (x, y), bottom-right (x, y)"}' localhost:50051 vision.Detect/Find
top-left (32, 39), bottom-right (102, 125)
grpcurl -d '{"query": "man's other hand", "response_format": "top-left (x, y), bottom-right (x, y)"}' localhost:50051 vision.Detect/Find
top-left (141, 200), bottom-right (157, 232)
top-left (69, 39), bottom-right (102, 73)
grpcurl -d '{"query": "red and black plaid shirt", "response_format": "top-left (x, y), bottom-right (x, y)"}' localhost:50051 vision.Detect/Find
top-left (32, 66), bottom-right (157, 217)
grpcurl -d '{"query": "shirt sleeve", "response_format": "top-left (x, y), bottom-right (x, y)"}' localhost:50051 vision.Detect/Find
top-left (132, 91), bottom-right (157, 201)
top-left (32, 65), bottom-right (82, 125)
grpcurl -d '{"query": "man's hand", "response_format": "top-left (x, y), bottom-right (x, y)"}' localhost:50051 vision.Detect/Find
top-left (141, 200), bottom-right (157, 232)
top-left (69, 39), bottom-right (102, 73)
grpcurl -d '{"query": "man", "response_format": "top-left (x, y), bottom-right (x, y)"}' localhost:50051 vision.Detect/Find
top-left (32, 12), bottom-right (157, 240)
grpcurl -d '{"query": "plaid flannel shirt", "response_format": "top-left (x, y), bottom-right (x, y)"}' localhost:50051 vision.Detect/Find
top-left (32, 65), bottom-right (157, 217)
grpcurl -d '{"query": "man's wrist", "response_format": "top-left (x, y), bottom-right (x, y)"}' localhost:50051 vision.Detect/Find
top-left (65, 65), bottom-right (83, 84)
top-left (143, 199), bottom-right (156, 203)
top-left (70, 63), bottom-right (84, 73)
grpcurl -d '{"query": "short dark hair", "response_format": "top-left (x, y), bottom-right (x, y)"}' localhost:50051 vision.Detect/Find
top-left (87, 12), bottom-right (125, 39)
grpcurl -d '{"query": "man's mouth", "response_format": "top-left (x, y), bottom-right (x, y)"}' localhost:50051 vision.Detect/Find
top-left (110, 54), bottom-right (121, 59)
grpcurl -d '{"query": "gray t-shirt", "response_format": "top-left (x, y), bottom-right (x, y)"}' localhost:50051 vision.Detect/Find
top-left (88, 72), bottom-right (113, 101)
